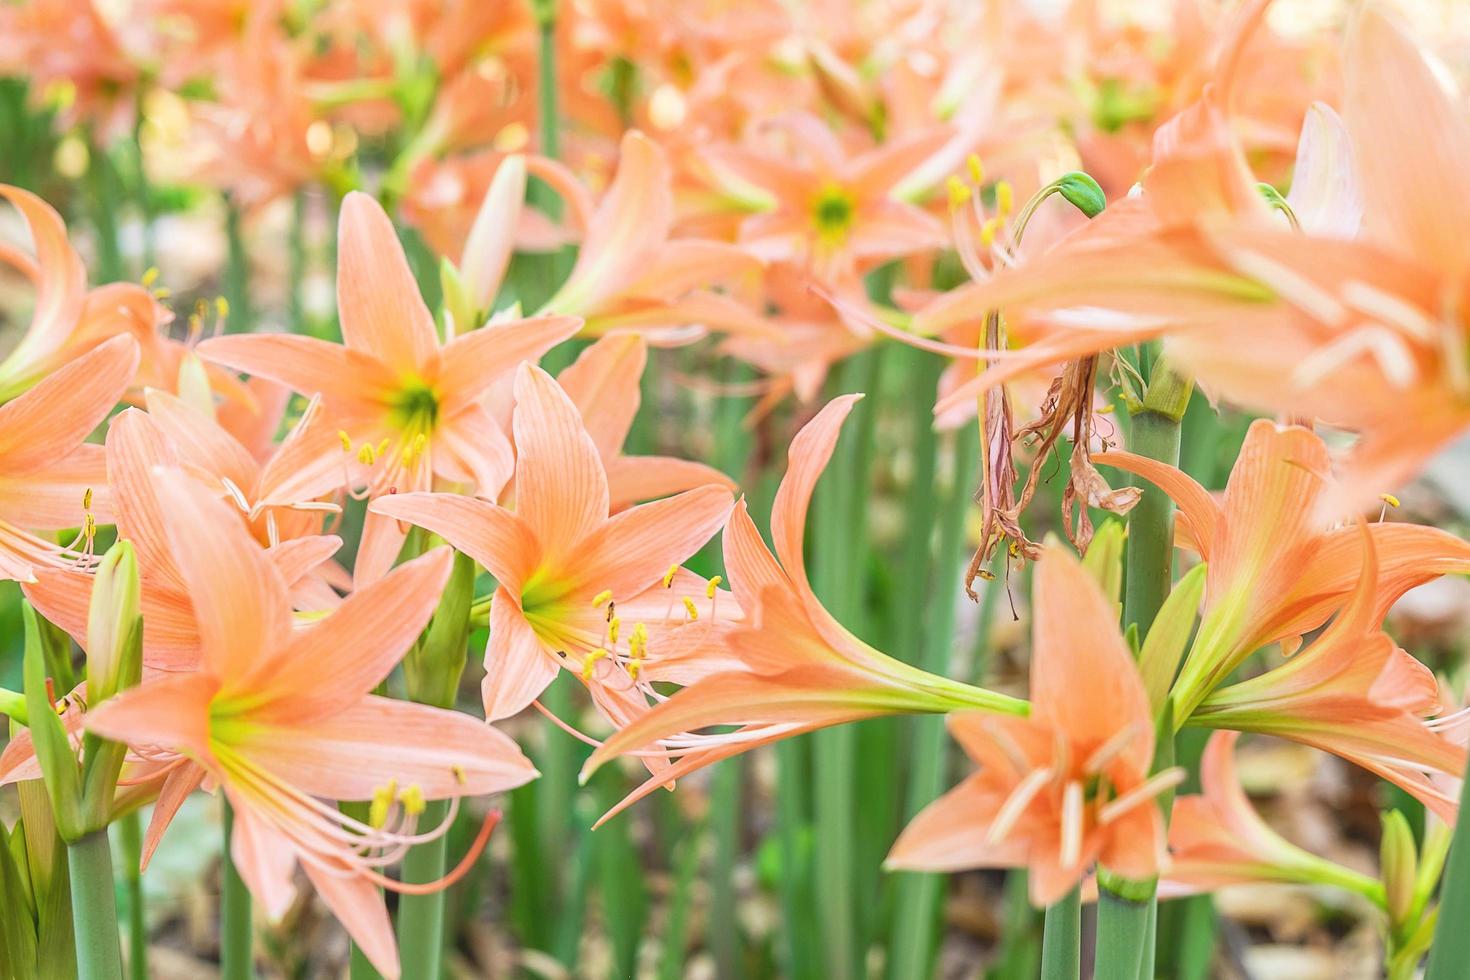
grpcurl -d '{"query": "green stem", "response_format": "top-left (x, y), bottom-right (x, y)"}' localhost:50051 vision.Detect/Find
top-left (535, 10), bottom-right (560, 162)
top-left (223, 198), bottom-right (251, 334)
top-left (220, 802), bottom-right (253, 980)
top-left (1102, 359), bottom-right (1190, 980)
top-left (1040, 886), bottom-right (1082, 980)
top-left (1426, 754), bottom-right (1470, 979)
top-left (1122, 407), bottom-right (1182, 637)
top-left (1096, 888), bottom-right (1151, 980)
top-left (395, 799), bottom-right (450, 979)
top-left (68, 830), bottom-right (122, 980)
top-left (117, 812), bottom-right (147, 980)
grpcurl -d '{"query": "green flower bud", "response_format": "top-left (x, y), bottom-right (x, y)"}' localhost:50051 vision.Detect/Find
top-left (1056, 172), bottom-right (1107, 219)
top-left (1381, 810), bottom-right (1417, 929)
top-left (86, 541), bottom-right (141, 706)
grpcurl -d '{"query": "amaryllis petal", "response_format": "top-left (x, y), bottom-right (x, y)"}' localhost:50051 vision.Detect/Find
top-left (511, 363), bottom-right (610, 562)
top-left (484, 588), bottom-right (559, 721)
top-left (336, 191), bottom-right (440, 369)
top-left (235, 695), bottom-right (535, 800)
top-left (572, 484), bottom-right (733, 598)
top-left (435, 314), bottom-right (582, 415)
top-left (0, 335), bottom-right (139, 474)
top-left (369, 492), bottom-right (538, 593)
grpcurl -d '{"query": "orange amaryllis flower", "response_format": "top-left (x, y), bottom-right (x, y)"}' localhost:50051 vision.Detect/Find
top-left (85, 470), bottom-right (536, 979)
top-left (886, 544), bottom-right (1179, 905)
top-left (558, 334), bottom-right (736, 510)
top-left (580, 395), bottom-right (1025, 822)
top-left (0, 185), bottom-right (192, 403)
top-left (0, 335), bottom-right (138, 582)
top-left (1163, 731), bottom-right (1382, 899)
top-left (369, 363), bottom-right (735, 726)
top-left (1096, 420), bottom-right (1470, 718)
top-left (537, 130), bottom-right (770, 344)
top-left (26, 408), bottom-right (342, 668)
top-left (705, 114), bottom-right (950, 284)
top-left (1190, 527), bottom-right (1466, 822)
top-left (198, 191), bottom-right (581, 584)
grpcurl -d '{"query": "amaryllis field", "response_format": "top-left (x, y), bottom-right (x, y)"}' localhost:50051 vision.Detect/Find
top-left (2, 1), bottom-right (1470, 978)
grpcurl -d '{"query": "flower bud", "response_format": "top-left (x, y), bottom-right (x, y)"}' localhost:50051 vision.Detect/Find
top-left (1081, 519), bottom-right (1125, 604)
top-left (1380, 809), bottom-right (1417, 929)
top-left (405, 549), bottom-right (476, 708)
top-left (1056, 172), bottom-right (1107, 219)
top-left (86, 541), bottom-right (142, 706)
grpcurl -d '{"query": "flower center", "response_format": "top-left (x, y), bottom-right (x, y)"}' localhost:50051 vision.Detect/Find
top-left (390, 380), bottom-right (440, 435)
top-left (811, 182), bottom-right (856, 243)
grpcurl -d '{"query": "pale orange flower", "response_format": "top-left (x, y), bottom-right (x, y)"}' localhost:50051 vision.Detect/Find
top-left (85, 470), bottom-right (536, 980)
top-left (704, 113), bottom-right (949, 285)
top-left (369, 363), bottom-right (735, 728)
top-left (25, 408), bottom-right (344, 669)
top-left (199, 191), bottom-right (580, 585)
top-left (581, 396), bottom-right (1025, 823)
top-left (1191, 527), bottom-right (1466, 822)
top-left (0, 335), bottom-right (138, 582)
top-left (1164, 731), bottom-right (1382, 898)
top-left (886, 543), bottom-right (1178, 906)
top-left (1096, 420), bottom-right (1470, 719)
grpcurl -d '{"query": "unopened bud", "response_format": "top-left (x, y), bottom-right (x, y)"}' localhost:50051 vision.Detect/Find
top-left (1056, 172), bottom-right (1107, 219)
top-left (1381, 810), bottom-right (1417, 928)
top-left (86, 541), bottom-right (142, 705)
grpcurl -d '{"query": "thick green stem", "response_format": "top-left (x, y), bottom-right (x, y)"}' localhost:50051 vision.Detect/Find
top-left (220, 803), bottom-right (253, 980)
top-left (1096, 888), bottom-right (1150, 980)
top-left (396, 799), bottom-right (450, 979)
top-left (1099, 359), bottom-right (1190, 980)
top-left (1040, 886), bottom-right (1082, 980)
top-left (535, 10), bottom-right (560, 162)
top-left (1426, 754), bottom-right (1470, 979)
top-left (117, 811), bottom-right (147, 980)
top-left (1122, 408), bottom-right (1182, 637)
top-left (223, 199), bottom-right (252, 334)
top-left (69, 830), bottom-right (123, 980)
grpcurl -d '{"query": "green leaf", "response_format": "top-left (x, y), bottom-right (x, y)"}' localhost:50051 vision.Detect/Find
top-left (0, 818), bottom-right (40, 980)
top-left (1081, 519), bottom-right (1126, 606)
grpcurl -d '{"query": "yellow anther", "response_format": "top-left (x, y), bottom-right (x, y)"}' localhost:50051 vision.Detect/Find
top-left (152, 286), bottom-right (171, 300)
top-left (450, 764), bottom-right (467, 785)
top-left (369, 779), bottom-right (399, 829)
top-left (581, 647), bottom-right (608, 681)
top-left (82, 513), bottom-right (96, 541)
top-left (1380, 493), bottom-right (1401, 508)
top-left (1097, 403), bottom-right (1115, 414)
top-left (82, 487), bottom-right (93, 510)
top-left (705, 576), bottom-right (722, 599)
top-left (663, 564), bottom-right (679, 588)
top-left (338, 430), bottom-right (353, 452)
top-left (630, 622), bottom-right (649, 655)
top-left (141, 266), bottom-right (159, 287)
top-left (980, 218), bottom-right (1001, 247)
top-left (215, 297), bottom-right (229, 319)
top-left (966, 153), bottom-right (985, 185)
top-left (977, 568), bottom-right (996, 581)
top-left (375, 438), bottom-right (390, 456)
top-left (591, 589), bottom-right (613, 608)
top-left (682, 597), bottom-right (699, 621)
top-left (398, 784), bottom-right (425, 817)
top-left (357, 443), bottom-right (378, 465)
top-left (995, 180), bottom-right (1014, 218)
top-left (946, 175), bottom-right (972, 210)
top-left (608, 617), bottom-right (621, 645)
top-left (187, 312), bottom-right (203, 335)
top-left (1007, 540), bottom-right (1021, 559)
top-left (407, 432), bottom-right (427, 462)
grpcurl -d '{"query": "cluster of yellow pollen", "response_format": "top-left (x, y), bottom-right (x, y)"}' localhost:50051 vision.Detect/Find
top-left (947, 154), bottom-right (1014, 249)
top-left (368, 778), bottom-right (428, 828)
top-left (66, 487), bottom-right (98, 560)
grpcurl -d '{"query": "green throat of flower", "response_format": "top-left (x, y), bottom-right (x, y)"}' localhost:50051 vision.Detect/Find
top-left (811, 182), bottom-right (857, 246)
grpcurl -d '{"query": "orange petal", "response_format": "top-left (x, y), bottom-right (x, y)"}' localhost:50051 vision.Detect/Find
top-left (0, 335), bottom-right (139, 474)
top-left (1030, 544), bottom-right (1152, 772)
top-left (255, 548), bottom-right (452, 721)
top-left (885, 773), bottom-right (1026, 873)
top-left (83, 671), bottom-right (218, 757)
top-left (197, 333), bottom-right (397, 414)
top-left (574, 483), bottom-right (732, 598)
top-left (368, 492), bottom-right (538, 594)
top-left (336, 191), bottom-right (440, 369)
top-left (1345, 6), bottom-right (1470, 272)
top-left (1092, 449), bottom-right (1222, 560)
top-left (150, 468), bottom-right (293, 687)
top-left (557, 333), bottom-right (646, 458)
top-left (511, 363), bottom-right (609, 562)
top-left (301, 859), bottom-right (399, 980)
top-left (236, 694), bottom-right (535, 800)
top-left (483, 588), bottom-right (559, 721)
top-left (435, 314), bottom-right (582, 415)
